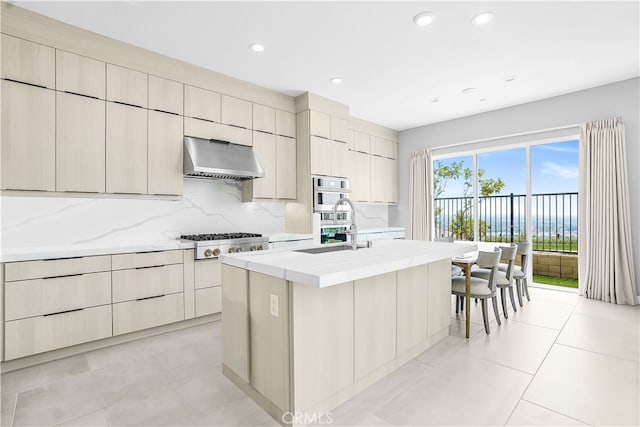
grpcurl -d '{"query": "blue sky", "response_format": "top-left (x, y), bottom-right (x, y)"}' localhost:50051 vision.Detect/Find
top-left (434, 140), bottom-right (579, 197)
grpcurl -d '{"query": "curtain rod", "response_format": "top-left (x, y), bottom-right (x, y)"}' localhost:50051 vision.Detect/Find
top-left (433, 123), bottom-right (581, 150)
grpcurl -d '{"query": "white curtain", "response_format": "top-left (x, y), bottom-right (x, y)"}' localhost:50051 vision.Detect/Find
top-left (409, 149), bottom-right (433, 240)
top-left (578, 117), bottom-right (637, 305)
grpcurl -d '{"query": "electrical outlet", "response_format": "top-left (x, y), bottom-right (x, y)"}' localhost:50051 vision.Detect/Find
top-left (270, 294), bottom-right (279, 317)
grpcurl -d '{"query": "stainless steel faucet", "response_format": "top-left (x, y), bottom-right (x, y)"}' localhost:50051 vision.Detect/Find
top-left (333, 197), bottom-right (358, 250)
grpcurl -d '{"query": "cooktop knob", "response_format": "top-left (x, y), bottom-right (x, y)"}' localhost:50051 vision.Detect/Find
top-left (235, 246), bottom-right (243, 252)
top-left (228, 247), bottom-right (235, 253)
top-left (250, 245), bottom-right (257, 251)
top-left (212, 248), bottom-right (221, 256)
top-left (204, 249), bottom-right (214, 257)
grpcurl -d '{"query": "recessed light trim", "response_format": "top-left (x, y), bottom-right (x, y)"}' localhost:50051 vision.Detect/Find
top-left (249, 43), bottom-right (265, 53)
top-left (462, 87), bottom-right (477, 94)
top-left (479, 98), bottom-right (487, 102)
top-left (413, 12), bottom-right (435, 26)
top-left (504, 75), bottom-right (517, 83)
top-left (471, 12), bottom-right (494, 25)
top-left (430, 97), bottom-right (440, 103)
top-left (329, 77), bottom-right (342, 85)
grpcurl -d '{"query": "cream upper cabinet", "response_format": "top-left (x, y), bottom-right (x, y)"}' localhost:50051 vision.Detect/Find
top-left (1, 34), bottom-right (55, 89)
top-left (369, 155), bottom-right (386, 203)
top-left (386, 157), bottom-right (398, 203)
top-left (330, 116), bottom-right (349, 143)
top-left (309, 110), bottom-right (331, 139)
top-left (184, 85), bottom-right (221, 122)
top-left (56, 50), bottom-right (105, 99)
top-left (352, 151), bottom-right (371, 202)
top-left (275, 110), bottom-right (296, 138)
top-left (148, 75), bottom-right (183, 115)
top-left (56, 92), bottom-right (106, 193)
top-left (106, 64), bottom-right (148, 108)
top-left (184, 117), bottom-right (252, 146)
top-left (309, 135), bottom-right (332, 176)
top-left (353, 131), bottom-right (371, 153)
top-left (253, 104), bottom-right (276, 134)
top-left (276, 136), bottom-right (297, 199)
top-left (251, 131), bottom-right (277, 198)
top-left (370, 136), bottom-right (398, 159)
top-left (221, 95), bottom-right (252, 129)
top-left (1, 80), bottom-right (55, 191)
top-left (106, 102), bottom-right (148, 194)
top-left (331, 141), bottom-right (349, 178)
top-left (148, 110), bottom-right (183, 196)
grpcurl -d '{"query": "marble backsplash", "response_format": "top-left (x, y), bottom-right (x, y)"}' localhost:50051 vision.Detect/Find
top-left (1, 179), bottom-right (389, 250)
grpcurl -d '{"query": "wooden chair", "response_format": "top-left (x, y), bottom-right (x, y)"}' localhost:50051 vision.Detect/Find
top-left (451, 248), bottom-right (502, 334)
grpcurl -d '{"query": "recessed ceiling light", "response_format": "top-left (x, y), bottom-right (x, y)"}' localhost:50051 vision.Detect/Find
top-left (479, 98), bottom-right (487, 102)
top-left (504, 75), bottom-right (517, 83)
top-left (462, 87), bottom-right (477, 94)
top-left (329, 77), bottom-right (342, 85)
top-left (471, 12), bottom-right (494, 25)
top-left (413, 12), bottom-right (435, 26)
top-left (249, 43), bottom-right (264, 53)
top-left (430, 97), bottom-right (439, 103)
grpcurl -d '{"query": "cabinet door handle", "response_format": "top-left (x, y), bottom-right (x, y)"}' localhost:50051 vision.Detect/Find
top-left (135, 265), bottom-right (164, 270)
top-left (44, 308), bottom-right (83, 317)
top-left (136, 294), bottom-right (165, 301)
top-left (43, 273), bottom-right (83, 280)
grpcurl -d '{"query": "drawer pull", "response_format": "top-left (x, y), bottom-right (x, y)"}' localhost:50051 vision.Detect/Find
top-left (44, 308), bottom-right (83, 317)
top-left (43, 273), bottom-right (83, 280)
top-left (135, 265), bottom-right (164, 270)
top-left (136, 294), bottom-right (165, 301)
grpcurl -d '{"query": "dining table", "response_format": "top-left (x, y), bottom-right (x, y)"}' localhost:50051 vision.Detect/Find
top-left (452, 255), bottom-right (478, 338)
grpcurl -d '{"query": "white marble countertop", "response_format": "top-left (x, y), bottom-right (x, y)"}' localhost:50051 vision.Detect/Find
top-left (268, 233), bottom-right (314, 243)
top-left (0, 240), bottom-right (196, 263)
top-left (221, 240), bottom-right (477, 287)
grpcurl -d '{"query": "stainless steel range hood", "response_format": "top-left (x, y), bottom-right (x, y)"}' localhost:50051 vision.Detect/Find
top-left (183, 136), bottom-right (264, 181)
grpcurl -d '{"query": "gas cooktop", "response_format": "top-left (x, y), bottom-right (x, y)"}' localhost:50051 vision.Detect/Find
top-left (180, 233), bottom-right (269, 259)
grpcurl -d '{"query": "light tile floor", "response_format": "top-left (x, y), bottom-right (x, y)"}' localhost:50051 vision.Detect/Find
top-left (1, 287), bottom-right (638, 426)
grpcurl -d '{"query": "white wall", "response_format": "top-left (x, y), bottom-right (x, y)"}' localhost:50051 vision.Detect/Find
top-left (391, 77), bottom-right (640, 293)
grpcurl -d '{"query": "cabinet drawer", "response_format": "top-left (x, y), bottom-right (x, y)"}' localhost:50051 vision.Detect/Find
top-left (112, 264), bottom-right (184, 303)
top-left (275, 110), bottom-right (295, 138)
top-left (5, 271), bottom-right (111, 321)
top-left (5, 255), bottom-right (111, 282)
top-left (309, 110), bottom-right (331, 139)
top-left (194, 259), bottom-right (222, 289)
top-left (1, 34), bottom-right (55, 89)
top-left (111, 250), bottom-right (183, 270)
top-left (113, 293), bottom-right (185, 336)
top-left (56, 50), bottom-right (106, 99)
top-left (184, 85), bottom-right (221, 122)
top-left (195, 286), bottom-right (222, 317)
top-left (148, 75), bottom-right (183, 115)
top-left (4, 305), bottom-right (112, 360)
top-left (184, 118), bottom-right (252, 147)
top-left (221, 95), bottom-right (252, 129)
top-left (253, 104), bottom-right (275, 134)
top-left (106, 64), bottom-right (148, 108)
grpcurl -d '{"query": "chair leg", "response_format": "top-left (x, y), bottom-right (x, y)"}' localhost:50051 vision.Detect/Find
top-left (460, 296), bottom-right (465, 311)
top-left (455, 295), bottom-right (459, 314)
top-left (523, 278), bottom-right (531, 301)
top-left (475, 298), bottom-right (478, 304)
top-left (500, 288), bottom-right (509, 319)
top-left (515, 279), bottom-right (523, 307)
top-left (508, 286), bottom-right (518, 312)
top-left (481, 299), bottom-right (490, 335)
top-left (492, 296), bottom-right (501, 325)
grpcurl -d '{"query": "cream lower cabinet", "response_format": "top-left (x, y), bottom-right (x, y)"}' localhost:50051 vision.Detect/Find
top-left (56, 92), bottom-right (106, 192)
top-left (1, 80), bottom-right (55, 191)
top-left (194, 259), bottom-right (222, 317)
top-left (111, 251), bottom-right (184, 336)
top-left (2, 255), bottom-right (113, 360)
top-left (106, 102), bottom-right (148, 194)
top-left (148, 111), bottom-right (183, 196)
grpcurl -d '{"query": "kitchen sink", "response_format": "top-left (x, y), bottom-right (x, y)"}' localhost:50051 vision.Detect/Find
top-left (294, 245), bottom-right (355, 254)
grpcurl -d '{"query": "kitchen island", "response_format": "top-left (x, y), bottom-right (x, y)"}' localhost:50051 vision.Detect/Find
top-left (220, 239), bottom-right (476, 425)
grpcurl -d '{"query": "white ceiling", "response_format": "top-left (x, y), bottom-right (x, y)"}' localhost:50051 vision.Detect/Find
top-left (14, 1), bottom-right (640, 131)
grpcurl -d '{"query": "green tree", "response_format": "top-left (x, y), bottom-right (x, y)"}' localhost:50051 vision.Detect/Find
top-left (434, 160), bottom-right (505, 240)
